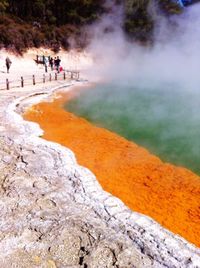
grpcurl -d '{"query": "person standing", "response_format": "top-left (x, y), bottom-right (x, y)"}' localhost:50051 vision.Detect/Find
top-left (44, 57), bottom-right (48, 73)
top-left (53, 57), bottom-right (57, 69)
top-left (5, 57), bottom-right (12, 73)
top-left (55, 56), bottom-right (61, 73)
top-left (49, 57), bottom-right (54, 71)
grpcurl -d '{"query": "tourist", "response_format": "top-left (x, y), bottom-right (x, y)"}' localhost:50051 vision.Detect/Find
top-left (49, 57), bottom-right (54, 71)
top-left (53, 57), bottom-right (57, 68)
top-left (44, 57), bottom-right (48, 73)
top-left (5, 57), bottom-right (12, 73)
top-left (55, 56), bottom-right (61, 73)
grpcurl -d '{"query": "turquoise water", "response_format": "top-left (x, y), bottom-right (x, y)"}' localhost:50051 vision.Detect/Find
top-left (65, 83), bottom-right (200, 175)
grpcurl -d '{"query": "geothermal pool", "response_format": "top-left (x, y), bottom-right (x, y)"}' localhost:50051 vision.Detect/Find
top-left (66, 83), bottom-right (200, 175)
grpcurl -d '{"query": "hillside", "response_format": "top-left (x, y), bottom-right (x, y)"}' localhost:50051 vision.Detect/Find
top-left (0, 0), bottom-right (182, 53)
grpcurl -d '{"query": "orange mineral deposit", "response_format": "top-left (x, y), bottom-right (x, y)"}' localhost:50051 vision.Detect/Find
top-left (24, 87), bottom-right (200, 247)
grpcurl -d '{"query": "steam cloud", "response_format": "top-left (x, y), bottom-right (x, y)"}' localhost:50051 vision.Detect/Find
top-left (70, 3), bottom-right (200, 174)
top-left (85, 3), bottom-right (200, 91)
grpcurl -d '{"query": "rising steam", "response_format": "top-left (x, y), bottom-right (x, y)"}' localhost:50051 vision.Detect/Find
top-left (85, 3), bottom-right (200, 91)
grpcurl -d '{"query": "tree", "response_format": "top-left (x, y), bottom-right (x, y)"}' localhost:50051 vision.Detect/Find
top-left (0, 0), bottom-right (8, 12)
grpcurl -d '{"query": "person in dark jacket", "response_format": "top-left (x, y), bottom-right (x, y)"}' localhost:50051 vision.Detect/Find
top-left (5, 57), bottom-right (12, 73)
top-left (49, 57), bottom-right (54, 71)
top-left (44, 57), bottom-right (48, 73)
top-left (55, 56), bottom-right (61, 73)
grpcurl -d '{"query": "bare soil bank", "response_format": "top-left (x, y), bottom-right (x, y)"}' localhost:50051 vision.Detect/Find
top-left (24, 86), bottom-right (200, 247)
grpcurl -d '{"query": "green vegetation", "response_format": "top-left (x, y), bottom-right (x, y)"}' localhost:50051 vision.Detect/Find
top-left (124, 0), bottom-right (182, 42)
top-left (0, 0), bottom-right (182, 53)
top-left (0, 0), bottom-right (8, 12)
top-left (0, 0), bottom-right (105, 53)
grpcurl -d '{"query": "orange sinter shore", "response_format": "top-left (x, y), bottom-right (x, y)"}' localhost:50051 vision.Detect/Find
top-left (24, 85), bottom-right (200, 247)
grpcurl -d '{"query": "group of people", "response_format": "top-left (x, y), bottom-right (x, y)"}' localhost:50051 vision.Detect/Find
top-left (4, 55), bottom-right (62, 74)
top-left (44, 56), bottom-right (61, 73)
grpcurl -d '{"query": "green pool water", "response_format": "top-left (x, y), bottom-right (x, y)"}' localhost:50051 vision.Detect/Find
top-left (65, 83), bottom-right (200, 175)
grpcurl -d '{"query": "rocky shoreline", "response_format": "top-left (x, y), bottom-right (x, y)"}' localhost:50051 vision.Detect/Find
top-left (0, 81), bottom-right (200, 267)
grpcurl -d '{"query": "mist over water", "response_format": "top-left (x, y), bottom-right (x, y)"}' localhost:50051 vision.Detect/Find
top-left (85, 3), bottom-right (200, 89)
top-left (67, 4), bottom-right (200, 174)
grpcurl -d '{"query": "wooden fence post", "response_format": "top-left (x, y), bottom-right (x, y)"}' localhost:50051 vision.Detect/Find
top-left (55, 73), bottom-right (57, 81)
top-left (33, 75), bottom-right (36, 85)
top-left (49, 73), bottom-right (52, 82)
top-left (63, 72), bottom-right (66, 80)
top-left (21, 77), bottom-right (24, 87)
top-left (43, 74), bottom-right (45, 83)
top-left (6, 79), bottom-right (9, 90)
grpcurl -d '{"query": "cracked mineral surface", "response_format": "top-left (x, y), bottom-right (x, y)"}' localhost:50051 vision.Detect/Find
top-left (0, 81), bottom-right (200, 267)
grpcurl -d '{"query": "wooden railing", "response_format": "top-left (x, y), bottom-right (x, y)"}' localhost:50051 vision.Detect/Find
top-left (0, 70), bottom-right (80, 91)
